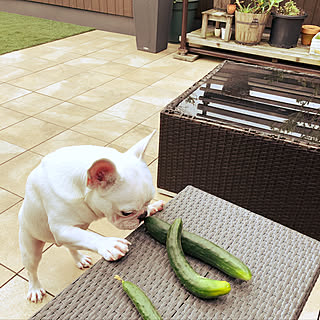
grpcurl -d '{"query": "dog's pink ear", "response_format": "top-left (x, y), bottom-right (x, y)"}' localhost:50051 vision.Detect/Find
top-left (87, 159), bottom-right (117, 189)
top-left (126, 130), bottom-right (156, 159)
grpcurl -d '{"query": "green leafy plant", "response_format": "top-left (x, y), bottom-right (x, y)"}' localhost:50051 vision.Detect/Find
top-left (235, 0), bottom-right (283, 13)
top-left (276, 1), bottom-right (304, 15)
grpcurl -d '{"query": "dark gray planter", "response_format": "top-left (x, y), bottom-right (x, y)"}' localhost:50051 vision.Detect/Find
top-left (133, 0), bottom-right (173, 53)
top-left (269, 12), bottom-right (308, 48)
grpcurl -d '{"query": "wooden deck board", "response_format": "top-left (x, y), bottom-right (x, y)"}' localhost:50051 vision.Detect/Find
top-left (187, 28), bottom-right (320, 66)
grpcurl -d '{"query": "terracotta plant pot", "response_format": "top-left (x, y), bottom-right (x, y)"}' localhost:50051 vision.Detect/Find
top-left (301, 25), bottom-right (320, 46)
top-left (227, 4), bottom-right (236, 14)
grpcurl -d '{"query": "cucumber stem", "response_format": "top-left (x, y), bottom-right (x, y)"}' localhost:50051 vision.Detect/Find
top-left (114, 275), bottom-right (123, 282)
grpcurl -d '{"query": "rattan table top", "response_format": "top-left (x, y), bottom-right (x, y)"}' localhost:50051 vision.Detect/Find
top-left (31, 186), bottom-right (320, 320)
top-left (167, 60), bottom-right (320, 148)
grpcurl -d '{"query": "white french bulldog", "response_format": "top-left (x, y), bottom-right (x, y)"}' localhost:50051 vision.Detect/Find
top-left (18, 131), bottom-right (164, 303)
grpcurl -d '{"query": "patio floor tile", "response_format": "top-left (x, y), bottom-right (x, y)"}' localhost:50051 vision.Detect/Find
top-left (120, 68), bottom-right (167, 85)
top-left (97, 30), bottom-right (135, 42)
top-left (0, 52), bottom-right (57, 71)
top-left (104, 98), bottom-right (162, 124)
top-left (35, 101), bottom-right (97, 128)
top-left (0, 140), bottom-right (25, 165)
top-left (92, 61), bottom-right (137, 77)
top-left (85, 48), bottom-right (130, 61)
top-left (141, 53), bottom-right (188, 74)
top-left (0, 83), bottom-right (30, 104)
top-left (113, 51), bottom-right (166, 68)
top-left (0, 202), bottom-right (24, 271)
top-left (130, 85), bottom-right (179, 107)
top-left (21, 44), bottom-right (83, 63)
top-left (43, 39), bottom-right (107, 55)
top-left (151, 74), bottom-right (196, 94)
top-left (0, 275), bottom-right (53, 319)
top-left (8, 64), bottom-right (83, 91)
top-left (0, 265), bottom-right (15, 287)
top-left (0, 151), bottom-right (42, 197)
top-left (36, 71), bottom-right (114, 100)
top-left (141, 112), bottom-right (160, 129)
top-left (1, 92), bottom-right (62, 116)
top-left (0, 65), bottom-right (32, 82)
top-left (0, 117), bottom-right (64, 149)
top-left (0, 188), bottom-right (22, 213)
top-left (19, 246), bottom-right (101, 296)
top-left (71, 112), bottom-right (137, 143)
top-left (108, 39), bottom-right (140, 54)
top-left (31, 130), bottom-right (106, 156)
top-left (170, 59), bottom-right (221, 80)
top-left (69, 77), bottom-right (147, 110)
top-left (63, 56), bottom-right (107, 70)
top-left (0, 106), bottom-right (28, 130)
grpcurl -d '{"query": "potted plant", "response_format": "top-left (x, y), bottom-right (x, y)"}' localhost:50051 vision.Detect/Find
top-left (235, 0), bottom-right (283, 45)
top-left (301, 25), bottom-right (320, 46)
top-left (169, 0), bottom-right (199, 43)
top-left (269, 1), bottom-right (308, 48)
top-left (227, 1), bottom-right (237, 14)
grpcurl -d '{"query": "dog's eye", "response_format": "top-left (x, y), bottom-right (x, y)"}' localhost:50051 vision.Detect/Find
top-left (121, 211), bottom-right (133, 216)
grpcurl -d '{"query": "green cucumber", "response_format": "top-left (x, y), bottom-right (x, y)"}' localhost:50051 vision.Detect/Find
top-left (114, 275), bottom-right (162, 320)
top-left (166, 218), bottom-right (231, 299)
top-left (144, 216), bottom-right (251, 281)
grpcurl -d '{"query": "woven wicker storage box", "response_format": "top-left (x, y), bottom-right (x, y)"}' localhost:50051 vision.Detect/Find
top-left (158, 61), bottom-right (320, 240)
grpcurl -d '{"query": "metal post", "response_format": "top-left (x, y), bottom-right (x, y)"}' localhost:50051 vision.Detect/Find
top-left (178, 0), bottom-right (188, 55)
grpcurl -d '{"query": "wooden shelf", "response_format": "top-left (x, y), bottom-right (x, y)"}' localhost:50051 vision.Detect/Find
top-left (186, 27), bottom-right (320, 67)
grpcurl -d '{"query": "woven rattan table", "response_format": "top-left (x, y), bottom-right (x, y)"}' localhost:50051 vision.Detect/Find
top-left (158, 61), bottom-right (320, 241)
top-left (31, 186), bottom-right (320, 320)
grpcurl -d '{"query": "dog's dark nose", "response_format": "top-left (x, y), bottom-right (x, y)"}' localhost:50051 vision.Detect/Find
top-left (138, 211), bottom-right (148, 221)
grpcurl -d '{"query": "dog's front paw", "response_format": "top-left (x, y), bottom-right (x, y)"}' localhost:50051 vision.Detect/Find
top-left (148, 200), bottom-right (165, 216)
top-left (76, 253), bottom-right (92, 269)
top-left (27, 286), bottom-right (46, 303)
top-left (99, 237), bottom-right (131, 261)
top-left (68, 249), bottom-right (92, 269)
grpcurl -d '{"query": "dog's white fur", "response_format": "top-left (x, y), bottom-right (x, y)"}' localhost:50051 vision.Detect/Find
top-left (19, 131), bottom-right (163, 303)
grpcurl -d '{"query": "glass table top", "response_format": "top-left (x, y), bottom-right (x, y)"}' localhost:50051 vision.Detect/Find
top-left (176, 61), bottom-right (320, 146)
